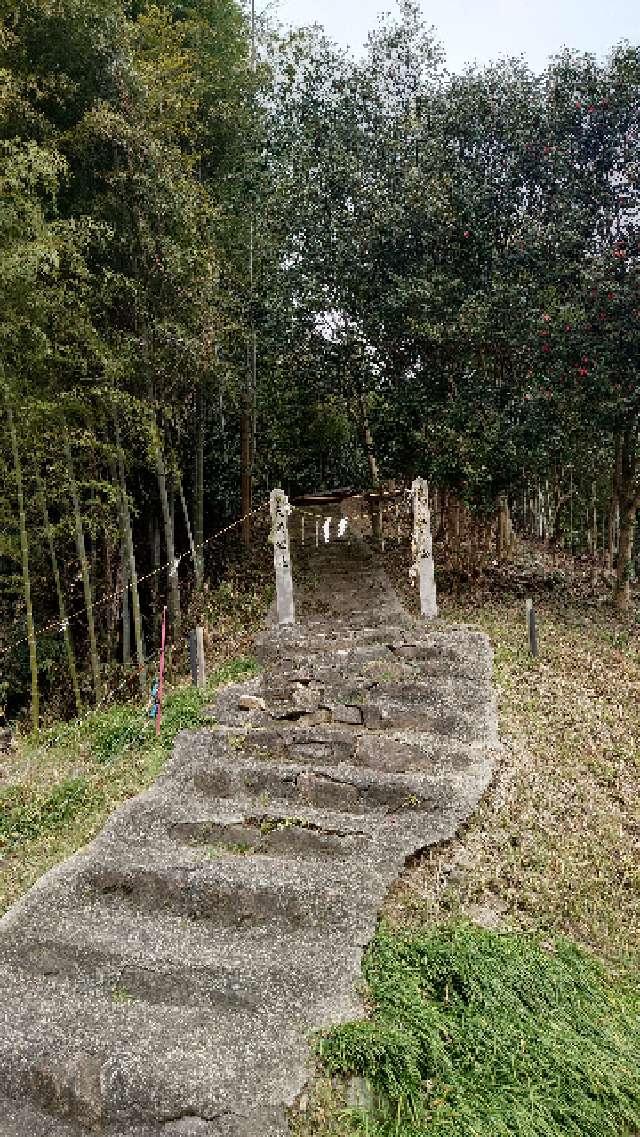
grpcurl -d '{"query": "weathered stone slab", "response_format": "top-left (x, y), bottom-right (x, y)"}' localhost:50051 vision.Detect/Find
top-left (0, 528), bottom-right (499, 1136)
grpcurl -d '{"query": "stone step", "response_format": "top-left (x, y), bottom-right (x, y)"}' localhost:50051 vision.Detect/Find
top-left (0, 1103), bottom-right (290, 1137)
top-left (262, 672), bottom-right (491, 720)
top-left (205, 724), bottom-right (487, 778)
top-left (302, 610), bottom-right (409, 631)
top-left (170, 813), bottom-right (369, 861)
top-left (73, 851), bottom-right (376, 932)
top-left (255, 624), bottom-right (414, 661)
top-left (194, 724), bottom-right (358, 766)
top-left (0, 914), bottom-right (361, 1018)
top-left (193, 757), bottom-right (449, 816)
top-left (0, 968), bottom-right (303, 1133)
top-left (262, 633), bottom-right (493, 684)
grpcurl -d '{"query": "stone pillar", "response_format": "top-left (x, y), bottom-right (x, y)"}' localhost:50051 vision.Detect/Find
top-left (410, 478), bottom-right (437, 618)
top-left (270, 488), bottom-right (295, 626)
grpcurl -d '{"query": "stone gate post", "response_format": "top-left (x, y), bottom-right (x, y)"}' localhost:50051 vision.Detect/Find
top-left (270, 488), bottom-right (295, 626)
top-left (411, 478), bottom-right (438, 618)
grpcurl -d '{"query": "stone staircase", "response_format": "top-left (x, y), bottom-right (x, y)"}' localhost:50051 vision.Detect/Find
top-left (0, 527), bottom-right (499, 1137)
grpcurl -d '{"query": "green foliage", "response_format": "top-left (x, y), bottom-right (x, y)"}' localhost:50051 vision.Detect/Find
top-left (1, 655), bottom-right (259, 861)
top-left (87, 703), bottom-right (149, 762)
top-left (0, 776), bottom-right (96, 848)
top-left (318, 923), bottom-right (640, 1136)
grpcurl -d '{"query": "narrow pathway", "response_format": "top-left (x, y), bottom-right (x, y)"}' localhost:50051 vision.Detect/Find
top-left (0, 524), bottom-right (499, 1137)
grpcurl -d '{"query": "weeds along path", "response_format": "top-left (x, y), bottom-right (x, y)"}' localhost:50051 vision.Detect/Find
top-left (0, 516), bottom-right (500, 1137)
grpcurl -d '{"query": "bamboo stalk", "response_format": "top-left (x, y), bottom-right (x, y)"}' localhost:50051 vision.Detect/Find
top-left (4, 387), bottom-right (39, 731)
top-left (36, 471), bottom-right (81, 714)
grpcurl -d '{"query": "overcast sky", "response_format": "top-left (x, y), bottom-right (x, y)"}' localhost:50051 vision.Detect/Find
top-left (270, 0), bottom-right (640, 73)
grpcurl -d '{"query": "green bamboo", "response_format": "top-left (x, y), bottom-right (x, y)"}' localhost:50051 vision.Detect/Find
top-left (35, 470), bottom-right (82, 715)
top-left (4, 386), bottom-right (39, 732)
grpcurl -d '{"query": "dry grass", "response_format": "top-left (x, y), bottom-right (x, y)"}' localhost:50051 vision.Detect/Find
top-left (382, 543), bottom-right (640, 968)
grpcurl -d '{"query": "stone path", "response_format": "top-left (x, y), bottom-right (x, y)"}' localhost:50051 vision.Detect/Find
top-left (0, 523), bottom-right (499, 1137)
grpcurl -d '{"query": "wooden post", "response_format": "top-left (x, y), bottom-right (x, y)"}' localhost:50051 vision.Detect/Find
top-left (526, 598), bottom-right (538, 657)
top-left (411, 478), bottom-right (437, 618)
top-left (270, 489), bottom-right (295, 626)
top-left (189, 626), bottom-right (206, 688)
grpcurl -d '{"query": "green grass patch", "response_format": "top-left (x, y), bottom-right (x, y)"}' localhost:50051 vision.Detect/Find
top-left (0, 656), bottom-right (259, 913)
top-left (0, 777), bottom-right (99, 849)
top-left (314, 922), bottom-right (640, 1137)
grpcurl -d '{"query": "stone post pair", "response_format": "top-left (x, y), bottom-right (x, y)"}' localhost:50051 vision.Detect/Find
top-left (269, 482), bottom-right (437, 626)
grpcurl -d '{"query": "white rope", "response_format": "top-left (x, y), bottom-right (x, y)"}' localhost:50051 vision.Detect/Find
top-left (0, 500), bottom-right (270, 659)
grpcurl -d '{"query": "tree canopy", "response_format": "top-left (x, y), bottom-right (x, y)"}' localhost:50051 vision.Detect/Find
top-left (2, 0), bottom-right (639, 725)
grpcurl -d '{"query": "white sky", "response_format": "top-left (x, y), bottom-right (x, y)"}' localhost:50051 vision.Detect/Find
top-left (270, 0), bottom-right (640, 73)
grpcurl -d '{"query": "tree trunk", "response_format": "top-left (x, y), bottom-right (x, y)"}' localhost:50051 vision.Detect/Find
top-left (121, 543), bottom-right (131, 666)
top-left (178, 475), bottom-right (198, 581)
top-left (113, 411), bottom-right (146, 694)
top-left (496, 495), bottom-right (508, 562)
top-left (5, 390), bottom-right (39, 731)
top-left (590, 481), bottom-right (598, 587)
top-left (149, 514), bottom-right (161, 644)
top-left (613, 428), bottom-right (639, 611)
top-left (615, 504), bottom-right (636, 611)
top-left (36, 471), bottom-right (81, 715)
top-left (608, 437), bottom-right (622, 569)
top-left (63, 426), bottom-right (102, 701)
top-left (195, 381), bottom-right (205, 588)
top-left (240, 391), bottom-right (253, 548)
top-left (359, 390), bottom-right (379, 486)
top-left (152, 420), bottom-right (181, 642)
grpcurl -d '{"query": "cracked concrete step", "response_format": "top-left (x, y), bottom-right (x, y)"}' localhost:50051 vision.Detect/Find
top-left (0, 969), bottom-right (306, 1134)
top-left (201, 724), bottom-right (491, 776)
top-left (87, 779), bottom-right (387, 852)
top-left (262, 632), bottom-right (493, 673)
top-left (169, 813), bottom-right (370, 861)
top-left (0, 913), bottom-right (362, 1017)
top-left (170, 796), bottom-right (464, 865)
top-left (0, 529), bottom-right (499, 1137)
top-left (262, 634), bottom-right (493, 685)
top-left (261, 676), bottom-right (494, 730)
top-left (299, 611), bottom-right (409, 631)
top-left (205, 676), bottom-right (494, 737)
top-left (255, 624), bottom-right (422, 660)
top-left (72, 851), bottom-right (386, 932)
top-left (0, 1096), bottom-right (283, 1137)
top-left (192, 756), bottom-right (453, 816)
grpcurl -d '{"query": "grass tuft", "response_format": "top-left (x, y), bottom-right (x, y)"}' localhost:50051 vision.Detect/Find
top-left (313, 922), bottom-right (640, 1137)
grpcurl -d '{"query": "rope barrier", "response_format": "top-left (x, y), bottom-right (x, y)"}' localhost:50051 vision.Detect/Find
top-left (0, 500), bottom-right (270, 661)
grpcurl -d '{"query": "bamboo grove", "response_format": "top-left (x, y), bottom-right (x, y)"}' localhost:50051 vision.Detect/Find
top-left (1, 0), bottom-right (640, 727)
